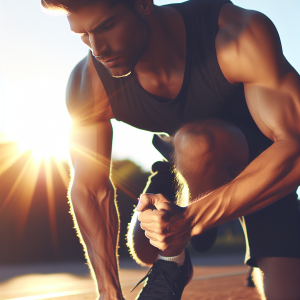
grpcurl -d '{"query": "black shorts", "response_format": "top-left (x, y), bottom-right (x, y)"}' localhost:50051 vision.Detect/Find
top-left (239, 126), bottom-right (300, 267)
top-left (145, 131), bottom-right (300, 267)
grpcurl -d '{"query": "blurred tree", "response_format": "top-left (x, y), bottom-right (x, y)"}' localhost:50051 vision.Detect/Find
top-left (0, 142), bottom-right (150, 264)
top-left (111, 160), bottom-right (150, 257)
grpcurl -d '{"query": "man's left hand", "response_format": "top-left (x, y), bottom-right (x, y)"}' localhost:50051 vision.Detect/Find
top-left (136, 193), bottom-right (192, 251)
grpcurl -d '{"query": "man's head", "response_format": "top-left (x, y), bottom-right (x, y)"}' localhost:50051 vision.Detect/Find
top-left (41, 0), bottom-right (137, 14)
top-left (42, 0), bottom-right (152, 78)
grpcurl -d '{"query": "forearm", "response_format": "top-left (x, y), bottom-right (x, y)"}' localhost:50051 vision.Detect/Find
top-left (187, 138), bottom-right (300, 235)
top-left (70, 182), bottom-right (123, 300)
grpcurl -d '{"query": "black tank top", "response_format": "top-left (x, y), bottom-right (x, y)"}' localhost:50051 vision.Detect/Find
top-left (91, 0), bottom-right (271, 151)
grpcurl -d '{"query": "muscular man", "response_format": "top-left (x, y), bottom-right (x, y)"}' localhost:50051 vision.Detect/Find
top-left (42, 0), bottom-right (300, 299)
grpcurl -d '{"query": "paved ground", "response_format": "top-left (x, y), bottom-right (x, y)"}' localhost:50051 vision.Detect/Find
top-left (0, 254), bottom-right (261, 300)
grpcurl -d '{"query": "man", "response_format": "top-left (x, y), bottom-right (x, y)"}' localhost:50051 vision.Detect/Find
top-left (42, 0), bottom-right (300, 299)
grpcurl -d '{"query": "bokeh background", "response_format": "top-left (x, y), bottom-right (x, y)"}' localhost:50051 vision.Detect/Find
top-left (0, 0), bottom-right (299, 266)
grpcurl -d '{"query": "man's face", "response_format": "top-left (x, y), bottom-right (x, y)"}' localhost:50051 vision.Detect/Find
top-left (68, 1), bottom-right (150, 77)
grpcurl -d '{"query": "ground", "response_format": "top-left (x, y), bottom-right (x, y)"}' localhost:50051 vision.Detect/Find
top-left (0, 254), bottom-right (261, 300)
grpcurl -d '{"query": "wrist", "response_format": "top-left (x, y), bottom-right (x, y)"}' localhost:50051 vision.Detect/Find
top-left (98, 289), bottom-right (124, 300)
top-left (184, 205), bottom-right (202, 237)
top-left (93, 255), bottom-right (123, 300)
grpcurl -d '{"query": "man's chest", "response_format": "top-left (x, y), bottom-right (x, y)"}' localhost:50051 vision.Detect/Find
top-left (132, 59), bottom-right (186, 102)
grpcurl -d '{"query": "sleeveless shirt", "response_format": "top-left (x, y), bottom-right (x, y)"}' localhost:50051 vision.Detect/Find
top-left (89, 0), bottom-right (271, 151)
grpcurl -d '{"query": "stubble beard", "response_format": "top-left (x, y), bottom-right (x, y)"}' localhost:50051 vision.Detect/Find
top-left (103, 19), bottom-right (150, 78)
top-left (106, 53), bottom-right (139, 78)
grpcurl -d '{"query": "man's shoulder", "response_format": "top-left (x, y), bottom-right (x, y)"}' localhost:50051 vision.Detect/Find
top-left (216, 3), bottom-right (281, 84)
top-left (68, 55), bottom-right (88, 85)
top-left (66, 54), bottom-right (93, 107)
top-left (66, 53), bottom-right (113, 124)
top-left (218, 3), bottom-right (271, 44)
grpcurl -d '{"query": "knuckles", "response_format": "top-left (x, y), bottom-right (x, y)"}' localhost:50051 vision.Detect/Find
top-left (153, 214), bottom-right (163, 223)
top-left (158, 243), bottom-right (169, 251)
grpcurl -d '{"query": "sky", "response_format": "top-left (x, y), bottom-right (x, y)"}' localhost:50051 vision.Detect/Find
top-left (0, 0), bottom-right (299, 170)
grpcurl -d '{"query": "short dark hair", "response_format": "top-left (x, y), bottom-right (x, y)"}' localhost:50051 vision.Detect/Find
top-left (41, 0), bottom-right (137, 13)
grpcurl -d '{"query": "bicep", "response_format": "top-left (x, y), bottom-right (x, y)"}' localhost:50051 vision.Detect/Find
top-left (240, 11), bottom-right (300, 140)
top-left (245, 69), bottom-right (300, 142)
top-left (219, 8), bottom-right (300, 141)
top-left (69, 121), bottom-right (113, 192)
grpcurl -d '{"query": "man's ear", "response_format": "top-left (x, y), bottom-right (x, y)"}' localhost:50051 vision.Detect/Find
top-left (134, 0), bottom-right (154, 16)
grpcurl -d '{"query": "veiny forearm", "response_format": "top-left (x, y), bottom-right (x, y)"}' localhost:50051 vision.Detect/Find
top-left (70, 182), bottom-right (123, 300)
top-left (187, 138), bottom-right (300, 235)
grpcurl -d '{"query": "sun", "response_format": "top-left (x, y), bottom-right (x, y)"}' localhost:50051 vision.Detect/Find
top-left (0, 112), bottom-right (73, 251)
top-left (7, 115), bottom-right (72, 162)
top-left (15, 127), bottom-right (71, 161)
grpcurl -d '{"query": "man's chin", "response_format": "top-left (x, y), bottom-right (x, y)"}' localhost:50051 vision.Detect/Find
top-left (106, 65), bottom-right (132, 78)
top-left (111, 71), bottom-right (132, 78)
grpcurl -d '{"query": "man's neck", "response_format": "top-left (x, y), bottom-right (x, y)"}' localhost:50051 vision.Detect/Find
top-left (132, 5), bottom-right (186, 99)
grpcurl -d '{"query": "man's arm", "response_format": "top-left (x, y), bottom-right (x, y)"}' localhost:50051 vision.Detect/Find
top-left (211, 6), bottom-right (300, 212)
top-left (67, 55), bottom-right (123, 299)
top-left (137, 5), bottom-right (300, 250)
top-left (69, 122), bottom-right (123, 300)
top-left (188, 6), bottom-right (300, 230)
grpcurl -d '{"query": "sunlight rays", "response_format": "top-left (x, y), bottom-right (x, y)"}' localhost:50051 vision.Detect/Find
top-left (45, 157), bottom-right (59, 255)
top-left (0, 149), bottom-right (43, 239)
top-left (0, 144), bottom-right (25, 176)
top-left (53, 157), bottom-right (70, 189)
top-left (0, 154), bottom-right (37, 215)
top-left (70, 141), bottom-right (143, 201)
top-left (0, 148), bottom-right (63, 250)
top-left (0, 125), bottom-right (146, 259)
top-left (69, 142), bottom-right (111, 170)
top-left (15, 154), bottom-right (42, 239)
top-left (113, 181), bottom-right (139, 202)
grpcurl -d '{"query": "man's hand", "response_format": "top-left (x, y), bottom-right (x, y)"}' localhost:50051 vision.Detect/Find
top-left (136, 193), bottom-right (192, 251)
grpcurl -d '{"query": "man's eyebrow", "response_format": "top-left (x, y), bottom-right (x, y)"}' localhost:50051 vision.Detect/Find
top-left (71, 13), bottom-right (118, 35)
top-left (89, 13), bottom-right (118, 32)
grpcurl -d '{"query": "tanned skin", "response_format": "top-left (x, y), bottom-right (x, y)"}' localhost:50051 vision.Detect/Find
top-left (65, 0), bottom-right (300, 299)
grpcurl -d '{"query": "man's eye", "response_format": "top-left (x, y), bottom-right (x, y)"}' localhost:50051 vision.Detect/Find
top-left (102, 22), bottom-right (114, 31)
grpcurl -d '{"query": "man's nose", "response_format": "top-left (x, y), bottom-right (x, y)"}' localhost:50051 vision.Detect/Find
top-left (89, 35), bottom-right (106, 58)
